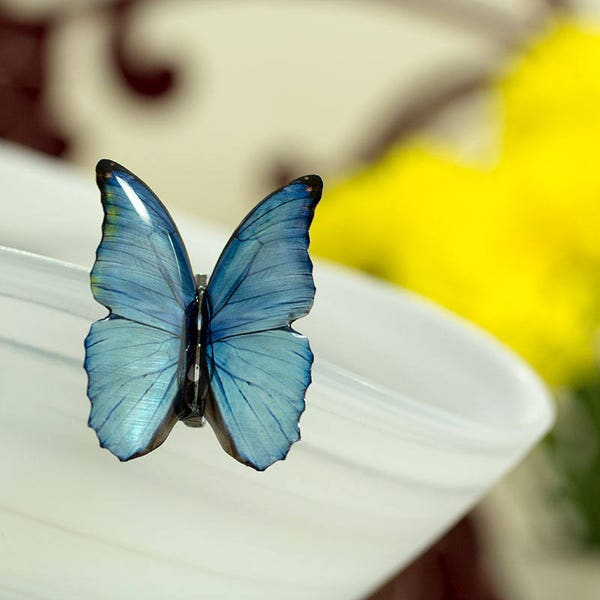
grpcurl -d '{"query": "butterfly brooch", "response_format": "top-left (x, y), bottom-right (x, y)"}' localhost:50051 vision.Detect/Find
top-left (84, 160), bottom-right (322, 471)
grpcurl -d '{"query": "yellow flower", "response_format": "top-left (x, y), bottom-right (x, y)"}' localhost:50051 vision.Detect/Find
top-left (312, 19), bottom-right (600, 387)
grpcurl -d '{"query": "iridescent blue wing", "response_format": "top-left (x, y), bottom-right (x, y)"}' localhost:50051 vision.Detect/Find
top-left (202, 175), bottom-right (322, 471)
top-left (85, 319), bottom-right (182, 460)
top-left (84, 160), bottom-right (196, 460)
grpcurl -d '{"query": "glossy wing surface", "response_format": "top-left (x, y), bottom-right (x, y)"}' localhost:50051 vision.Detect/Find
top-left (84, 159), bottom-right (196, 460)
top-left (202, 175), bottom-right (322, 470)
top-left (204, 328), bottom-right (312, 471)
top-left (90, 160), bottom-right (196, 333)
top-left (85, 318), bottom-right (181, 459)
top-left (205, 176), bottom-right (321, 341)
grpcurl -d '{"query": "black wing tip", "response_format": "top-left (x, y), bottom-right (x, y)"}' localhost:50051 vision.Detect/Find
top-left (96, 158), bottom-right (120, 173)
top-left (96, 159), bottom-right (118, 186)
top-left (294, 174), bottom-right (323, 202)
top-left (96, 158), bottom-right (131, 186)
top-left (96, 158), bottom-right (116, 170)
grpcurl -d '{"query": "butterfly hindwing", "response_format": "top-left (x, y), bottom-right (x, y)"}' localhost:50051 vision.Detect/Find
top-left (84, 160), bottom-right (196, 460)
top-left (202, 176), bottom-right (322, 470)
top-left (203, 329), bottom-right (312, 470)
top-left (85, 319), bottom-right (181, 459)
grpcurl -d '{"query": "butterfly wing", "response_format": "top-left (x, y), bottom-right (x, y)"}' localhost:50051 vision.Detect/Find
top-left (201, 175), bottom-right (322, 471)
top-left (84, 160), bottom-right (196, 460)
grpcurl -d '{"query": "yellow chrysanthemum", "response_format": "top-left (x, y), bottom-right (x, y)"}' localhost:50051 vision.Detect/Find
top-left (312, 19), bottom-right (600, 387)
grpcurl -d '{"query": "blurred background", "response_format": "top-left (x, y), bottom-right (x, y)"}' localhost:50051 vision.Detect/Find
top-left (1, 0), bottom-right (600, 598)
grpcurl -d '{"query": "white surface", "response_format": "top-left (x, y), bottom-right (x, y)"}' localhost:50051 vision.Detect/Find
top-left (0, 145), bottom-right (553, 598)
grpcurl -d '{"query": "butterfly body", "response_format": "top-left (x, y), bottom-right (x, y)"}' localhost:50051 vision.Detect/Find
top-left (84, 160), bottom-right (321, 470)
top-left (178, 275), bottom-right (206, 428)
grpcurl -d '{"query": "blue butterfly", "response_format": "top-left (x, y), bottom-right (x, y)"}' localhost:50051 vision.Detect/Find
top-left (84, 160), bottom-right (322, 471)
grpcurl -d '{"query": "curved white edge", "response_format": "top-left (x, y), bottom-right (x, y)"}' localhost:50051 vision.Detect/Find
top-left (315, 259), bottom-right (555, 439)
top-left (0, 245), bottom-right (555, 452)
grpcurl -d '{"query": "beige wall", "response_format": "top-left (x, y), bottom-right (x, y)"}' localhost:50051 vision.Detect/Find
top-left (7, 0), bottom-right (553, 228)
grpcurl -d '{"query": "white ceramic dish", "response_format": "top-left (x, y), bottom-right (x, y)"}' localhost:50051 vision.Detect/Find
top-left (0, 145), bottom-right (553, 599)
